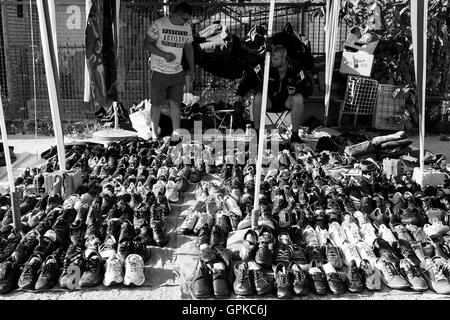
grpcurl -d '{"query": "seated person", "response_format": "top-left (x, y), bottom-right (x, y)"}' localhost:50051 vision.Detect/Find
top-left (235, 45), bottom-right (313, 143)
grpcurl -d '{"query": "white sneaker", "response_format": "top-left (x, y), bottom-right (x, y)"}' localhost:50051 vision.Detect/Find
top-left (329, 221), bottom-right (347, 247)
top-left (103, 254), bottom-right (124, 286)
top-left (353, 211), bottom-right (370, 225)
top-left (165, 180), bottom-right (179, 203)
top-left (152, 180), bottom-right (166, 196)
top-left (224, 195), bottom-right (242, 217)
top-left (315, 226), bottom-right (330, 247)
top-left (394, 224), bottom-right (414, 242)
top-left (193, 212), bottom-right (214, 235)
top-left (355, 240), bottom-right (378, 267)
top-left (359, 222), bottom-right (378, 245)
top-left (423, 220), bottom-right (450, 238)
top-left (303, 225), bottom-right (319, 247)
top-left (177, 211), bottom-right (199, 235)
top-left (342, 221), bottom-right (362, 245)
top-left (341, 240), bottom-right (362, 267)
top-left (123, 254), bottom-right (145, 286)
top-left (378, 224), bottom-right (397, 246)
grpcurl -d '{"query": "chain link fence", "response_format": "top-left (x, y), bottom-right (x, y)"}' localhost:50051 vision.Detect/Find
top-left (0, 1), bottom-right (348, 121)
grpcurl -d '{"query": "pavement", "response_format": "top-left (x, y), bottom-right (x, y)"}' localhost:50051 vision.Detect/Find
top-left (1, 133), bottom-right (450, 300)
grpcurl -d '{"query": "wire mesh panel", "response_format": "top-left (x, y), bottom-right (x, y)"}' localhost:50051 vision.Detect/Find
top-left (373, 84), bottom-right (405, 131)
top-left (342, 75), bottom-right (378, 115)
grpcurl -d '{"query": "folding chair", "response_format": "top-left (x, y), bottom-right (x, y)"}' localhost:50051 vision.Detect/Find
top-left (265, 110), bottom-right (291, 141)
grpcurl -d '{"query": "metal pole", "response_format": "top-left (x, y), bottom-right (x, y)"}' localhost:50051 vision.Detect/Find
top-left (0, 87), bottom-right (21, 233)
top-left (252, 0), bottom-right (275, 229)
top-left (36, 0), bottom-right (66, 171)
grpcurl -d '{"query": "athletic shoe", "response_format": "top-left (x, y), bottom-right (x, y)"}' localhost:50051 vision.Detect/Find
top-left (393, 239), bottom-right (422, 266)
top-left (378, 224), bottom-right (397, 246)
top-left (341, 240), bottom-right (362, 267)
top-left (99, 235), bottom-right (117, 260)
top-left (288, 261), bottom-right (309, 295)
top-left (315, 225), bottom-right (330, 247)
top-left (255, 227), bottom-right (274, 267)
top-left (355, 240), bottom-right (378, 267)
top-left (329, 221), bottom-right (347, 247)
top-left (123, 254), bottom-right (145, 286)
top-left (193, 212), bottom-right (214, 235)
top-left (373, 238), bottom-right (400, 264)
top-left (324, 238), bottom-right (344, 269)
top-left (376, 258), bottom-right (410, 290)
top-left (250, 262), bottom-right (273, 296)
top-left (274, 263), bottom-right (293, 299)
top-left (359, 222), bottom-right (378, 246)
top-left (346, 260), bottom-right (364, 293)
top-left (303, 225), bottom-right (319, 247)
top-left (18, 254), bottom-right (42, 290)
top-left (80, 251), bottom-right (103, 288)
top-left (275, 232), bottom-right (294, 266)
top-left (308, 260), bottom-right (327, 295)
top-left (0, 257), bottom-right (20, 294)
top-left (359, 259), bottom-right (381, 291)
top-left (399, 258), bottom-right (428, 291)
top-left (322, 262), bottom-right (345, 294)
top-left (422, 257), bottom-right (450, 294)
top-left (103, 254), bottom-right (124, 286)
top-left (342, 221), bottom-right (362, 245)
top-left (35, 254), bottom-right (61, 290)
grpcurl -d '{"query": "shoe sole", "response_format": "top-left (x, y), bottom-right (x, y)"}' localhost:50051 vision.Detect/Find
top-left (380, 276), bottom-right (410, 290)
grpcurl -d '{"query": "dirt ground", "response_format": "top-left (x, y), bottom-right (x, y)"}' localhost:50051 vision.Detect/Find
top-left (1, 133), bottom-right (450, 300)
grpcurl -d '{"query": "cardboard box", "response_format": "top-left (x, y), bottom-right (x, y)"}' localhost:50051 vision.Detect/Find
top-left (340, 51), bottom-right (375, 77)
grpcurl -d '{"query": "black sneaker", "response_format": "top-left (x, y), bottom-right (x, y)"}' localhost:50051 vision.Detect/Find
top-left (196, 224), bottom-right (211, 249)
top-left (118, 221), bottom-right (135, 261)
top-left (133, 235), bottom-right (151, 262)
top-left (210, 225), bottom-right (226, 247)
top-left (255, 227), bottom-right (274, 268)
top-left (33, 230), bottom-right (56, 258)
top-left (79, 251), bottom-right (103, 288)
top-left (105, 218), bottom-right (122, 241)
top-left (18, 254), bottom-right (43, 290)
top-left (275, 232), bottom-right (294, 266)
top-left (0, 231), bottom-right (21, 262)
top-left (59, 252), bottom-right (86, 290)
top-left (20, 194), bottom-right (38, 215)
top-left (289, 261), bottom-right (309, 295)
top-left (12, 230), bottom-right (40, 264)
top-left (151, 220), bottom-right (168, 247)
top-left (35, 254), bottom-right (61, 290)
top-left (85, 203), bottom-right (102, 240)
top-left (0, 257), bottom-right (21, 293)
top-left (346, 260), bottom-right (364, 293)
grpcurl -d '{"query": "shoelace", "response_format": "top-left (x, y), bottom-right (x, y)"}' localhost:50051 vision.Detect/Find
top-left (279, 271), bottom-right (289, 285)
top-left (254, 269), bottom-right (265, 282)
top-left (293, 269), bottom-right (305, 283)
top-left (277, 247), bottom-right (292, 261)
top-left (327, 245), bottom-right (340, 260)
top-left (237, 268), bottom-right (250, 284)
top-left (128, 259), bottom-right (141, 273)
top-left (350, 264), bottom-right (362, 281)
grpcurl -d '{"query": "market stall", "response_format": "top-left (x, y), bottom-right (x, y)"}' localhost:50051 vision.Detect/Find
top-left (1, 0), bottom-right (450, 300)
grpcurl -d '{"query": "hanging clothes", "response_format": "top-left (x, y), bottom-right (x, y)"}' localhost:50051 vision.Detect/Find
top-left (85, 0), bottom-right (119, 109)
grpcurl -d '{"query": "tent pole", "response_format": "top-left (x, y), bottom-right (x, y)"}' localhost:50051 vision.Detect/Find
top-left (251, 0), bottom-right (276, 229)
top-left (36, 0), bottom-right (66, 172)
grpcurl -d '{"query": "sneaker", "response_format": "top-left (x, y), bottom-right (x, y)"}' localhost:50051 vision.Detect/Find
top-left (274, 263), bottom-right (293, 299)
top-left (223, 195), bottom-right (242, 217)
top-left (123, 254), bottom-right (145, 286)
top-left (308, 260), bottom-right (327, 295)
top-left (346, 259), bottom-right (364, 293)
top-left (303, 225), bottom-right (319, 247)
top-left (315, 225), bottom-right (330, 247)
top-left (215, 213), bottom-right (233, 236)
top-left (150, 219), bottom-right (169, 247)
top-left (393, 239), bottom-right (422, 266)
top-left (341, 240), bottom-right (362, 267)
top-left (192, 260), bottom-right (213, 299)
top-left (80, 251), bottom-right (103, 288)
top-left (193, 212), bottom-right (214, 235)
top-left (359, 222), bottom-right (378, 246)
top-left (322, 262), bottom-right (345, 295)
top-left (329, 221), bottom-right (347, 247)
top-left (12, 229), bottom-right (40, 264)
top-left (422, 257), bottom-right (450, 294)
top-left (99, 235), bottom-right (117, 260)
top-left (103, 254), bottom-right (124, 286)
top-left (394, 224), bottom-right (414, 243)
top-left (324, 238), bottom-right (344, 269)
top-left (0, 257), bottom-right (21, 294)
top-left (342, 221), bottom-right (362, 245)
top-left (248, 261), bottom-right (273, 296)
top-left (378, 224), bottom-right (398, 246)
top-left (373, 238), bottom-right (400, 264)
top-left (233, 261), bottom-right (254, 296)
top-left (35, 254), bottom-right (61, 290)
top-left (237, 205), bottom-right (252, 230)
top-left (355, 240), bottom-right (378, 267)
top-left (0, 231), bottom-right (22, 262)
top-left (18, 254), bottom-right (42, 290)
top-left (376, 258), bottom-right (410, 290)
top-left (288, 261), bottom-right (309, 295)
top-left (399, 258), bottom-right (428, 291)
top-left (424, 221), bottom-right (450, 239)
top-left (275, 232), bottom-right (294, 266)
top-left (59, 253), bottom-right (85, 290)
top-left (255, 227), bottom-right (274, 268)
top-left (211, 261), bottom-right (231, 298)
top-left (359, 259), bottom-right (381, 291)
top-left (257, 206), bottom-right (275, 231)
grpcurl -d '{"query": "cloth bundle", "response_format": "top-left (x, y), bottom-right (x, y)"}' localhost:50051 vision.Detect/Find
top-left (344, 131), bottom-right (413, 160)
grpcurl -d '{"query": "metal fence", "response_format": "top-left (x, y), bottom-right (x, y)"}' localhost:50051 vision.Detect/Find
top-left (0, 1), bottom-right (349, 121)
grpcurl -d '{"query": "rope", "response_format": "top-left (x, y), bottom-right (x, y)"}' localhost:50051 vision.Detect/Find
top-left (29, 0), bottom-right (38, 165)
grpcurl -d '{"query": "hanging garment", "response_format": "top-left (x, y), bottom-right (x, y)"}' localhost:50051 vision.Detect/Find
top-left (85, 0), bottom-right (119, 109)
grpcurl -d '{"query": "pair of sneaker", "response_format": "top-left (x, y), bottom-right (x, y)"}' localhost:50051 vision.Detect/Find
top-left (103, 253), bottom-right (145, 287)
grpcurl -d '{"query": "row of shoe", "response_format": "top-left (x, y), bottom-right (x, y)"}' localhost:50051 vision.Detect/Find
top-left (0, 138), bottom-right (197, 294)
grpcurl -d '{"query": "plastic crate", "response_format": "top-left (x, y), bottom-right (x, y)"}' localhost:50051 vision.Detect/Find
top-left (373, 84), bottom-right (405, 131)
top-left (342, 75), bottom-right (379, 115)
